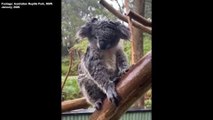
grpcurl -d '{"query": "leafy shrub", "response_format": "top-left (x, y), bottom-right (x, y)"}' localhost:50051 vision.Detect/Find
top-left (62, 76), bottom-right (82, 100)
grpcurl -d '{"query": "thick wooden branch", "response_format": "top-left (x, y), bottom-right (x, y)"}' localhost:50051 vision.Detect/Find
top-left (90, 51), bottom-right (152, 120)
top-left (61, 97), bottom-right (90, 112)
top-left (126, 10), bottom-right (152, 27)
top-left (99, 0), bottom-right (151, 34)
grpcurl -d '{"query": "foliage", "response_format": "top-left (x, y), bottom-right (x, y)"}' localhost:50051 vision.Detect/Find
top-left (143, 33), bottom-right (152, 54)
top-left (61, 39), bottom-right (89, 76)
top-left (123, 41), bottom-right (131, 65)
top-left (144, 89), bottom-right (152, 108)
top-left (123, 33), bottom-right (152, 64)
top-left (72, 39), bottom-right (89, 54)
top-left (62, 76), bottom-right (82, 101)
top-left (61, 56), bottom-right (80, 76)
top-left (61, 58), bottom-right (69, 76)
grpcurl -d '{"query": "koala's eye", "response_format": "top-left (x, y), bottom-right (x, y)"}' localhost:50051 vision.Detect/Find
top-left (94, 36), bottom-right (98, 39)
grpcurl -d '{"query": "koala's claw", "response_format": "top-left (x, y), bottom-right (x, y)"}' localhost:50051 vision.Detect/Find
top-left (118, 68), bottom-right (129, 77)
top-left (112, 76), bottom-right (120, 84)
top-left (107, 84), bottom-right (120, 107)
top-left (112, 69), bottom-right (129, 84)
top-left (94, 99), bottom-right (103, 110)
top-left (109, 91), bottom-right (120, 107)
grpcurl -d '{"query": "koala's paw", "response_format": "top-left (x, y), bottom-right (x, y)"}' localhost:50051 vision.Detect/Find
top-left (118, 68), bottom-right (129, 77)
top-left (106, 83), bottom-right (120, 107)
top-left (94, 99), bottom-right (103, 110)
top-left (112, 76), bottom-right (120, 84)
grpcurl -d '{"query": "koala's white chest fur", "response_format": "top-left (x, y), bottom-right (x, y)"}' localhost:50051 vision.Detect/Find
top-left (102, 45), bottom-right (121, 72)
top-left (103, 52), bottom-right (116, 72)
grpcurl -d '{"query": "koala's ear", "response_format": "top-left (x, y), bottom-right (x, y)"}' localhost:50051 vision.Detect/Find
top-left (76, 23), bottom-right (91, 39)
top-left (117, 23), bottom-right (130, 40)
top-left (76, 18), bottom-right (98, 39)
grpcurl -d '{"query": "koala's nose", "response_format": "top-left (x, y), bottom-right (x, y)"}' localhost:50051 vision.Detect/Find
top-left (98, 40), bottom-right (106, 49)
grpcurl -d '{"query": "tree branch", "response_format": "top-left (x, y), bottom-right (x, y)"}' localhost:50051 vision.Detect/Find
top-left (62, 97), bottom-right (90, 112)
top-left (115, 0), bottom-right (123, 14)
top-left (126, 10), bottom-right (152, 27)
top-left (61, 49), bottom-right (73, 90)
top-left (99, 0), bottom-right (151, 34)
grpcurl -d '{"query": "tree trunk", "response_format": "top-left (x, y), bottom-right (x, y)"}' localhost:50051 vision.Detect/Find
top-left (132, 0), bottom-right (146, 109)
top-left (132, 0), bottom-right (145, 63)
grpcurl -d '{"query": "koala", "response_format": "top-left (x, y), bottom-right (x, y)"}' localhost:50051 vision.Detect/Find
top-left (76, 18), bottom-right (130, 110)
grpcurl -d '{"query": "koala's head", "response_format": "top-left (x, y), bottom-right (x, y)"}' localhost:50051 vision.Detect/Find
top-left (76, 18), bottom-right (130, 50)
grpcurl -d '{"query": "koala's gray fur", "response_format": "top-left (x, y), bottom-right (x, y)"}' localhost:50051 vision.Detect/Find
top-left (76, 18), bottom-right (130, 110)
